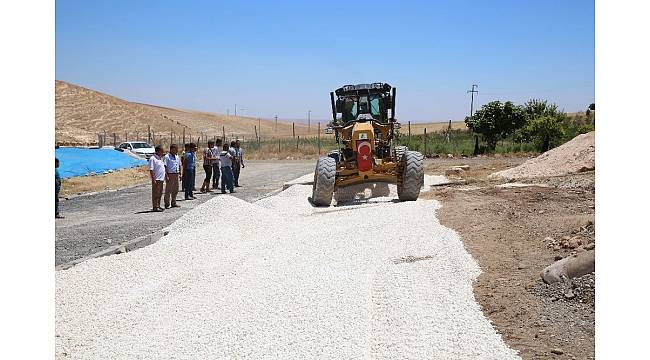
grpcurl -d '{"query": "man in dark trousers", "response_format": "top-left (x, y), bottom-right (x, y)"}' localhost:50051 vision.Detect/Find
top-left (232, 139), bottom-right (245, 187)
top-left (149, 145), bottom-right (166, 212)
top-left (55, 158), bottom-right (64, 219)
top-left (211, 139), bottom-right (222, 189)
top-left (219, 144), bottom-right (235, 194)
top-left (182, 143), bottom-right (197, 200)
top-left (163, 144), bottom-right (181, 209)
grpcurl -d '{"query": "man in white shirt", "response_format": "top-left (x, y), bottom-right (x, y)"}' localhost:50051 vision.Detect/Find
top-left (148, 145), bottom-right (166, 212)
top-left (211, 139), bottom-right (222, 189)
top-left (219, 144), bottom-right (235, 194)
top-left (163, 144), bottom-right (181, 209)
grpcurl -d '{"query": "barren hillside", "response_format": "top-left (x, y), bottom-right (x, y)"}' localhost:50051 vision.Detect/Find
top-left (55, 80), bottom-right (466, 146)
top-left (55, 81), bottom-right (309, 146)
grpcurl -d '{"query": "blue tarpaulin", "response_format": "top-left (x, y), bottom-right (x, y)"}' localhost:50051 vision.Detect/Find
top-left (55, 147), bottom-right (147, 179)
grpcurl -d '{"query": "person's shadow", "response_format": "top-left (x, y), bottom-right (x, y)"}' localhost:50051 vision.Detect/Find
top-left (134, 210), bottom-right (159, 214)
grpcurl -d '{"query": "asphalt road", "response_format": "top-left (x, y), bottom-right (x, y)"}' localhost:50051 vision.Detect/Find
top-left (55, 160), bottom-right (315, 266)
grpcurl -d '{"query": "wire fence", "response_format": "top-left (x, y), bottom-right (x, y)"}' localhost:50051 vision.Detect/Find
top-left (89, 120), bottom-right (537, 160)
top-left (93, 122), bottom-right (337, 159)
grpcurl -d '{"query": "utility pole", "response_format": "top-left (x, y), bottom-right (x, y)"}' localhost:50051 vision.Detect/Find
top-left (308, 110), bottom-right (311, 136)
top-left (467, 84), bottom-right (479, 118)
top-left (234, 104), bottom-right (237, 117)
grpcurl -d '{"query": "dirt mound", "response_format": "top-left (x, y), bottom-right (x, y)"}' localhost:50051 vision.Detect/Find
top-left (489, 132), bottom-right (594, 180)
top-left (55, 80), bottom-right (188, 145)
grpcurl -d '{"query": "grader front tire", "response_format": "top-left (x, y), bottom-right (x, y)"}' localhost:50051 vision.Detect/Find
top-left (395, 145), bottom-right (408, 162)
top-left (312, 156), bottom-right (336, 206)
top-left (397, 151), bottom-right (424, 201)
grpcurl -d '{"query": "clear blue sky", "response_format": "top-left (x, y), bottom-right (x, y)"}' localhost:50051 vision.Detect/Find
top-left (56, 0), bottom-right (594, 122)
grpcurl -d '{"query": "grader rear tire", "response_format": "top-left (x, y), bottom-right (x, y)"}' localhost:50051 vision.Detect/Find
top-left (312, 156), bottom-right (336, 206)
top-left (398, 150), bottom-right (424, 201)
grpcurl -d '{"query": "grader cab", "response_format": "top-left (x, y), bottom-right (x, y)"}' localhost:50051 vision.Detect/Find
top-left (311, 83), bottom-right (424, 206)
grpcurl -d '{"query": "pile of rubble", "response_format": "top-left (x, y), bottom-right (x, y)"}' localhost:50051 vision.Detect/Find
top-left (543, 220), bottom-right (595, 253)
top-left (489, 132), bottom-right (595, 181)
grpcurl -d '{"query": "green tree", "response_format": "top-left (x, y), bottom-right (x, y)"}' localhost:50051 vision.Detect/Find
top-left (520, 116), bottom-right (565, 152)
top-left (518, 99), bottom-right (567, 152)
top-left (465, 101), bottom-right (526, 150)
top-left (524, 99), bottom-right (562, 119)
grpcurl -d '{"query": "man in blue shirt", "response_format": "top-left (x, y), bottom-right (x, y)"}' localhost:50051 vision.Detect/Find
top-left (182, 143), bottom-right (197, 200)
top-left (55, 158), bottom-right (64, 219)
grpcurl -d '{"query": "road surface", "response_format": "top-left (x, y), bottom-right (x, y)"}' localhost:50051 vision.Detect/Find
top-left (55, 160), bottom-right (314, 266)
top-left (56, 182), bottom-right (519, 359)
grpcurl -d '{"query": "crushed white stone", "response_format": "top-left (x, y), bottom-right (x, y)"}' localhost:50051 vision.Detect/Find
top-left (56, 183), bottom-right (519, 359)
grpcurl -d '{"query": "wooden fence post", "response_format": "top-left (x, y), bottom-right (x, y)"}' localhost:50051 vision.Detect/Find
top-left (292, 122), bottom-right (295, 139)
top-left (318, 122), bottom-right (321, 155)
top-left (296, 135), bottom-right (299, 149)
top-left (408, 121), bottom-right (411, 146)
top-left (278, 138), bottom-right (281, 154)
top-left (424, 128), bottom-right (427, 157)
top-left (148, 125), bottom-right (151, 144)
top-left (447, 120), bottom-right (448, 142)
top-left (222, 126), bottom-right (226, 143)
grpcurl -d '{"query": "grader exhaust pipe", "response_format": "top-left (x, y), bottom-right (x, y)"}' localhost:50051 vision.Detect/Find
top-left (330, 91), bottom-right (337, 123)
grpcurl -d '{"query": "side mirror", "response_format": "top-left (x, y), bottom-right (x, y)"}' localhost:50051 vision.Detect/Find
top-left (384, 95), bottom-right (392, 109)
top-left (335, 99), bottom-right (343, 113)
top-left (325, 127), bottom-right (334, 135)
top-left (394, 122), bottom-right (401, 129)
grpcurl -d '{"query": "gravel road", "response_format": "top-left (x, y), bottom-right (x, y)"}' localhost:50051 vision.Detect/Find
top-left (55, 160), bottom-right (314, 266)
top-left (56, 182), bottom-right (519, 359)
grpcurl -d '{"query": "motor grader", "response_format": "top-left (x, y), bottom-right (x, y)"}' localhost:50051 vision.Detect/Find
top-left (311, 83), bottom-right (424, 206)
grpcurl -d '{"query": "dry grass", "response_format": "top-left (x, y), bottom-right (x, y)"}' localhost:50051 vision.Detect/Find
top-left (59, 166), bottom-right (150, 197)
top-left (403, 120), bottom-right (467, 135)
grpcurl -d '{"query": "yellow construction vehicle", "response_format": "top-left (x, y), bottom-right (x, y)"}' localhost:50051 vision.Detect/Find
top-left (312, 83), bottom-right (423, 206)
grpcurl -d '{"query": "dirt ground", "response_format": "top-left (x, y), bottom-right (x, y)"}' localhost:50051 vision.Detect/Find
top-left (59, 166), bottom-right (150, 198)
top-left (423, 156), bottom-right (595, 359)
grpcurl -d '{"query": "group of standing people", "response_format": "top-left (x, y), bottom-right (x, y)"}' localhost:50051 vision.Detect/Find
top-left (199, 139), bottom-right (245, 194)
top-left (147, 140), bottom-right (245, 212)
